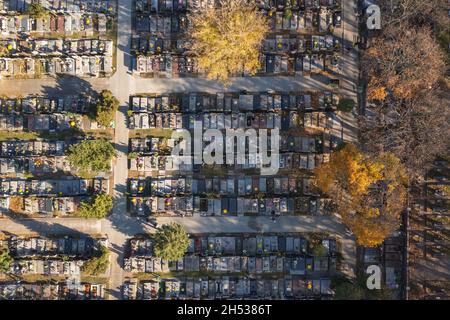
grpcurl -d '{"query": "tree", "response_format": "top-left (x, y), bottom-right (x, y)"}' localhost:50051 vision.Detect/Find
top-left (153, 223), bottom-right (189, 261)
top-left (338, 98), bottom-right (356, 112)
top-left (361, 87), bottom-right (450, 175)
top-left (312, 244), bottom-right (328, 257)
top-left (367, 87), bottom-right (388, 101)
top-left (378, 0), bottom-right (447, 28)
top-left (95, 90), bottom-right (119, 127)
top-left (363, 26), bottom-right (445, 101)
top-left (361, 1), bottom-right (449, 175)
top-left (80, 246), bottom-right (109, 276)
top-left (68, 139), bottom-right (115, 174)
top-left (315, 145), bottom-right (407, 247)
top-left (27, 3), bottom-right (49, 18)
top-left (79, 193), bottom-right (113, 219)
top-left (189, 0), bottom-right (269, 83)
top-left (315, 144), bottom-right (383, 199)
top-left (0, 247), bottom-right (13, 273)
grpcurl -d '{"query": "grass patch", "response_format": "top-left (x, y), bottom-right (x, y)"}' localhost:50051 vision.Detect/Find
top-left (0, 131), bottom-right (39, 141)
top-left (129, 129), bottom-right (174, 139)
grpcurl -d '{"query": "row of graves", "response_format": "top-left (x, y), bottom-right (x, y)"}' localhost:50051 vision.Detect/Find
top-left (132, 1), bottom-right (343, 77)
top-left (0, 53), bottom-right (113, 78)
top-left (0, 0), bottom-right (117, 78)
top-left (0, 95), bottom-right (93, 114)
top-left (133, 39), bottom-right (340, 77)
top-left (0, 94), bottom-right (109, 131)
top-left (0, 138), bottom-right (86, 179)
top-left (0, 38), bottom-right (113, 78)
top-left (127, 131), bottom-right (333, 173)
top-left (0, 177), bottom-right (108, 216)
top-left (0, 235), bottom-right (108, 276)
top-left (128, 135), bottom-right (326, 156)
top-left (124, 276), bottom-right (333, 300)
top-left (128, 153), bottom-right (328, 175)
top-left (1, 38), bottom-right (113, 61)
top-left (407, 158), bottom-right (450, 299)
top-left (0, 0), bottom-right (117, 15)
top-left (362, 232), bottom-right (405, 299)
top-left (129, 109), bottom-right (333, 131)
top-left (0, 282), bottom-right (105, 300)
top-left (0, 154), bottom-right (73, 175)
top-left (129, 92), bottom-right (338, 113)
top-left (127, 173), bottom-right (333, 217)
top-left (123, 233), bottom-right (337, 299)
top-left (0, 139), bottom-right (75, 176)
top-left (125, 235), bottom-right (337, 274)
top-left (0, 13), bottom-right (111, 35)
top-left (128, 92), bottom-right (337, 131)
top-left (0, 113), bottom-right (85, 131)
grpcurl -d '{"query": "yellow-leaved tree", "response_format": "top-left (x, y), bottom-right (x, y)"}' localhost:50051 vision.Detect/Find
top-left (315, 144), bottom-right (407, 247)
top-left (189, 0), bottom-right (269, 83)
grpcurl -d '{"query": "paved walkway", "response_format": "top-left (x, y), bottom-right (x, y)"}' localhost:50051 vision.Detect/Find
top-left (0, 0), bottom-right (360, 299)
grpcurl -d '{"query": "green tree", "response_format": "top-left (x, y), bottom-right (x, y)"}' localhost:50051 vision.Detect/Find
top-left (27, 3), bottom-right (49, 18)
top-left (338, 98), bottom-right (355, 112)
top-left (81, 246), bottom-right (110, 276)
top-left (68, 139), bottom-right (115, 174)
top-left (79, 193), bottom-right (113, 219)
top-left (0, 247), bottom-right (14, 273)
top-left (153, 223), bottom-right (189, 261)
top-left (95, 90), bottom-right (119, 127)
top-left (312, 244), bottom-right (328, 257)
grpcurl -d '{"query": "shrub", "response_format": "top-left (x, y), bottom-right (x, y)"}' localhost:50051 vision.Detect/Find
top-left (79, 193), bottom-right (113, 219)
top-left (338, 98), bottom-right (356, 112)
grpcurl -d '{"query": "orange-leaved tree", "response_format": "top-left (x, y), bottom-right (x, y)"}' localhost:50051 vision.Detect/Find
top-left (189, 0), bottom-right (269, 83)
top-left (315, 144), bottom-right (407, 247)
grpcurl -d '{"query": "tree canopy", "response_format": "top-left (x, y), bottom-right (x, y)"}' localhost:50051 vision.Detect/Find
top-left (361, 0), bottom-right (449, 175)
top-left (68, 139), bottom-right (115, 175)
top-left (364, 26), bottom-right (445, 101)
top-left (27, 3), bottom-right (49, 18)
top-left (189, 0), bottom-right (269, 83)
top-left (80, 246), bottom-right (109, 276)
top-left (79, 193), bottom-right (113, 219)
top-left (153, 223), bottom-right (190, 261)
top-left (0, 247), bottom-right (13, 273)
top-left (338, 98), bottom-right (356, 112)
top-left (95, 90), bottom-right (119, 127)
top-left (315, 145), bottom-right (407, 247)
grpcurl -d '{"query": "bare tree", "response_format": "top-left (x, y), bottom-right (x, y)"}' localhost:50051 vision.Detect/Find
top-left (361, 86), bottom-right (450, 176)
top-left (363, 26), bottom-right (445, 101)
top-left (378, 0), bottom-right (447, 27)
